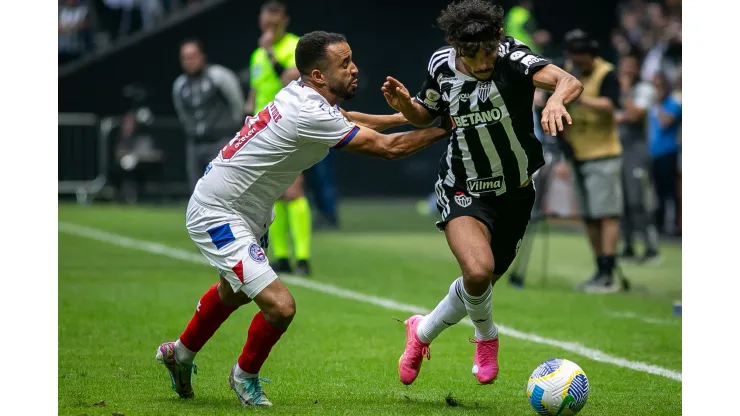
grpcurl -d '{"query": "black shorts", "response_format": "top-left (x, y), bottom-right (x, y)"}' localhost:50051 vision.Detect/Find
top-left (434, 180), bottom-right (536, 275)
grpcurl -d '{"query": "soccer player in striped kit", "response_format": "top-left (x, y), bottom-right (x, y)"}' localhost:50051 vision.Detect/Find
top-left (383, 0), bottom-right (583, 385)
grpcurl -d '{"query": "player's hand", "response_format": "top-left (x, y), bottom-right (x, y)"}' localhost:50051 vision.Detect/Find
top-left (540, 98), bottom-right (572, 137)
top-left (259, 30), bottom-right (275, 52)
top-left (382, 76), bottom-right (412, 112)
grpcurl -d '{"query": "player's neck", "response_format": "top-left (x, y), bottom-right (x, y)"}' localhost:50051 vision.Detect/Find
top-left (301, 78), bottom-right (341, 106)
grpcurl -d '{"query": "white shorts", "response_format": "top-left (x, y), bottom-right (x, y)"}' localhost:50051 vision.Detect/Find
top-left (186, 197), bottom-right (277, 299)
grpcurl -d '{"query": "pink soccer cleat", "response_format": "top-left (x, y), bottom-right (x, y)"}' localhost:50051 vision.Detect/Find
top-left (471, 337), bottom-right (499, 384)
top-left (398, 314), bottom-right (430, 385)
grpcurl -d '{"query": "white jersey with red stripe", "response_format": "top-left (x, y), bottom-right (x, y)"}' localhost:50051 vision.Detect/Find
top-left (191, 80), bottom-right (359, 236)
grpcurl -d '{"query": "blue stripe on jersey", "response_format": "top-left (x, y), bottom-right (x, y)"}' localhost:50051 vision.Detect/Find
top-left (207, 223), bottom-right (236, 250)
top-left (334, 126), bottom-right (360, 149)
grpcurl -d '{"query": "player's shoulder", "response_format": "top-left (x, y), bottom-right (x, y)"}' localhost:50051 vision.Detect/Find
top-left (287, 83), bottom-right (340, 121)
top-left (173, 73), bottom-right (187, 91)
top-left (426, 46), bottom-right (454, 75)
top-left (498, 36), bottom-right (533, 58)
top-left (206, 64), bottom-right (232, 77)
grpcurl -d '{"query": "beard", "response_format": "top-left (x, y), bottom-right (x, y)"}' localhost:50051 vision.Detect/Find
top-left (329, 80), bottom-right (356, 100)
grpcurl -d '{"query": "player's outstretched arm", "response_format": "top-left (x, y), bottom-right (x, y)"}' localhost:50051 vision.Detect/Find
top-left (533, 64), bottom-right (584, 136)
top-left (382, 77), bottom-right (436, 127)
top-left (341, 109), bottom-right (408, 132)
top-left (341, 118), bottom-right (451, 160)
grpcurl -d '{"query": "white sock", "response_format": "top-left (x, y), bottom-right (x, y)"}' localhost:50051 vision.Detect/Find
top-left (417, 277), bottom-right (468, 344)
top-left (460, 283), bottom-right (498, 341)
top-left (174, 339), bottom-right (197, 364)
top-left (234, 364), bottom-right (258, 380)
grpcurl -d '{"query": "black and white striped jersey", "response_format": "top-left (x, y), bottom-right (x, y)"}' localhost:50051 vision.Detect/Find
top-left (414, 36), bottom-right (550, 197)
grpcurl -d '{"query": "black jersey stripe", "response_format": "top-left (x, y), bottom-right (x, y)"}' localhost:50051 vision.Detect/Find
top-left (456, 80), bottom-right (492, 181)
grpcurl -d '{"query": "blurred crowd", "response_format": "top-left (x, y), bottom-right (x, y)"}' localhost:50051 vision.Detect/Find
top-left (609, 0), bottom-right (682, 237)
top-left (59, 0), bottom-right (207, 65)
top-left (526, 0), bottom-right (682, 237)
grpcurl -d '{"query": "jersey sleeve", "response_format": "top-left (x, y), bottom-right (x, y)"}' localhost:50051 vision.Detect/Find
top-left (505, 41), bottom-right (551, 80)
top-left (598, 70), bottom-right (621, 109)
top-left (297, 101), bottom-right (360, 148)
top-left (413, 50), bottom-right (451, 117)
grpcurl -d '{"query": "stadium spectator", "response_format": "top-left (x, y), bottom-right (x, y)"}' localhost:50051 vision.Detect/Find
top-left (561, 30), bottom-right (624, 293)
top-left (648, 71), bottom-right (681, 235)
top-left (102, 0), bottom-right (138, 38)
top-left (615, 50), bottom-right (660, 263)
top-left (59, 0), bottom-right (94, 65)
top-left (138, 0), bottom-right (165, 31)
top-left (674, 67), bottom-right (681, 234)
top-left (113, 109), bottom-right (163, 204)
top-left (245, 1), bottom-right (313, 276)
top-left (641, 10), bottom-right (681, 84)
top-left (173, 39), bottom-right (245, 191)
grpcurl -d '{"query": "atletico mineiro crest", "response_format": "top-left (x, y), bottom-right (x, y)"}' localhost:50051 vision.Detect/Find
top-left (454, 192), bottom-right (472, 208)
top-left (478, 82), bottom-right (492, 103)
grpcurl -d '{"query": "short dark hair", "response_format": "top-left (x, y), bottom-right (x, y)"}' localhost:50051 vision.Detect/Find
top-left (180, 38), bottom-right (205, 54)
top-left (437, 0), bottom-right (505, 57)
top-left (262, 0), bottom-right (287, 15)
top-left (622, 47), bottom-right (644, 67)
top-left (295, 31), bottom-right (347, 75)
top-left (564, 29), bottom-right (598, 55)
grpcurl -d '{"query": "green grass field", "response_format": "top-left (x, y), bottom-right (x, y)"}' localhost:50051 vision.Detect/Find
top-left (58, 201), bottom-right (682, 415)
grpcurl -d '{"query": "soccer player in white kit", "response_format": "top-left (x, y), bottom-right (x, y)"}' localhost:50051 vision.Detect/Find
top-left (155, 31), bottom-right (452, 407)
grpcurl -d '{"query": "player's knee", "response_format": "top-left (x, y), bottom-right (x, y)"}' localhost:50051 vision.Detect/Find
top-left (463, 260), bottom-right (494, 286)
top-left (266, 295), bottom-right (296, 328)
top-left (281, 187), bottom-right (304, 201)
top-left (282, 177), bottom-right (305, 201)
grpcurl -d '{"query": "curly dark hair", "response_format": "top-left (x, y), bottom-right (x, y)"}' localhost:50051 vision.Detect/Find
top-left (437, 0), bottom-right (505, 57)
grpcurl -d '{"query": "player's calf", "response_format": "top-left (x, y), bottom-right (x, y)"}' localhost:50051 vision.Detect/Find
top-left (228, 279), bottom-right (294, 406)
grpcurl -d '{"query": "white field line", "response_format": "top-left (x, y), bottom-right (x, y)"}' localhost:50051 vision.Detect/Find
top-left (58, 222), bottom-right (682, 382)
top-left (606, 311), bottom-right (680, 326)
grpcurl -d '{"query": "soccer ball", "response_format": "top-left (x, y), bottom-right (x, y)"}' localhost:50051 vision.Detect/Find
top-left (526, 358), bottom-right (589, 415)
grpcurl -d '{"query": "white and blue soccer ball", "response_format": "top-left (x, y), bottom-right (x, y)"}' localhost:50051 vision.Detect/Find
top-left (526, 358), bottom-right (589, 415)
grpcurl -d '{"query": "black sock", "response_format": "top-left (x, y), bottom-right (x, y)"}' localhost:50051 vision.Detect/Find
top-left (596, 256), bottom-right (607, 275)
top-left (604, 255), bottom-right (616, 281)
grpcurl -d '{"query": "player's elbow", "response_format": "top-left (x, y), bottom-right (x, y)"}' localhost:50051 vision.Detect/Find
top-left (381, 148), bottom-right (403, 160)
top-left (573, 77), bottom-right (584, 94)
top-left (378, 143), bottom-right (406, 160)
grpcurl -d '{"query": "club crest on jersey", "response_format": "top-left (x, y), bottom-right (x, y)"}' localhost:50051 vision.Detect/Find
top-left (248, 243), bottom-right (267, 263)
top-left (478, 82), bottom-right (492, 103)
top-left (454, 192), bottom-right (472, 208)
top-left (425, 89), bottom-right (440, 102)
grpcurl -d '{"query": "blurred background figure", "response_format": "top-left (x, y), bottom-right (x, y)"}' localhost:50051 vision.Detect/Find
top-left (113, 109), bottom-right (164, 204)
top-left (173, 38), bottom-right (244, 191)
top-left (59, 0), bottom-right (94, 65)
top-left (561, 29), bottom-right (624, 293)
top-left (504, 0), bottom-right (551, 55)
top-left (615, 50), bottom-right (661, 264)
top-left (648, 71), bottom-right (681, 236)
top-left (244, 1), bottom-right (313, 276)
top-left (111, 84), bottom-right (164, 204)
